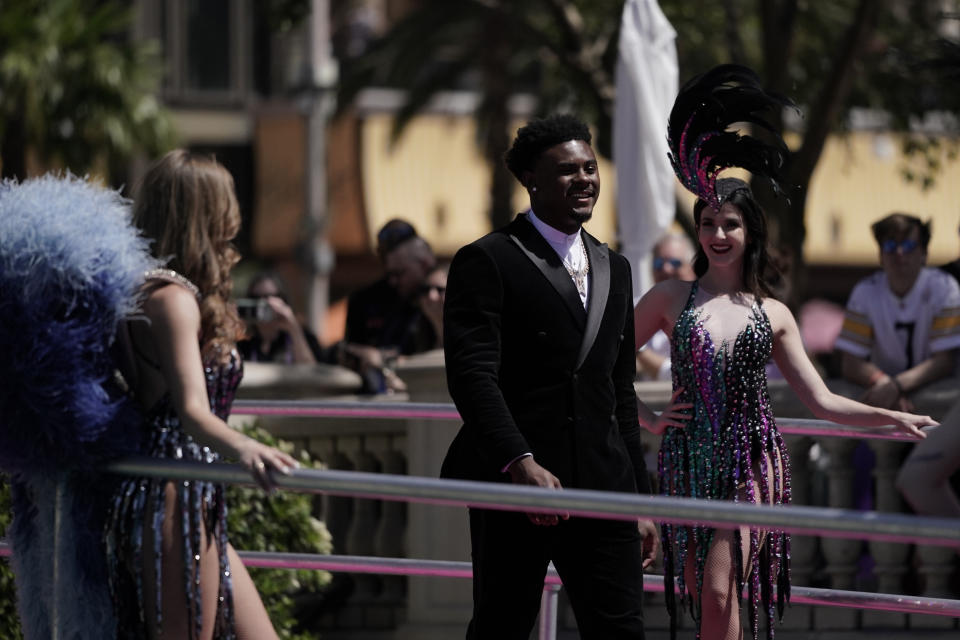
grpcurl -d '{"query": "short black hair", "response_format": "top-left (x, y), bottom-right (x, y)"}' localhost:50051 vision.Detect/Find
top-left (504, 114), bottom-right (592, 181)
top-left (376, 218), bottom-right (418, 258)
top-left (871, 212), bottom-right (931, 249)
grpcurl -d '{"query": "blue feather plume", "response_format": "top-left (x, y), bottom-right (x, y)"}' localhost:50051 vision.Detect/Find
top-left (0, 174), bottom-right (158, 474)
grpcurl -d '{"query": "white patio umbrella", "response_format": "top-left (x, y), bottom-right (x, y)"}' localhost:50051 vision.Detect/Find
top-left (613, 0), bottom-right (679, 302)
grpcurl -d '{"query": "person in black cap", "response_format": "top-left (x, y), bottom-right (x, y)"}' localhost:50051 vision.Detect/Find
top-left (342, 218), bottom-right (437, 392)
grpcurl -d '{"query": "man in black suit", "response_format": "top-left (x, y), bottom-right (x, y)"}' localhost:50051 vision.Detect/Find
top-left (441, 114), bottom-right (658, 639)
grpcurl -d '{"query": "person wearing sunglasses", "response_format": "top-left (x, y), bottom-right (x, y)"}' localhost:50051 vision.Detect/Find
top-left (835, 212), bottom-right (960, 411)
top-left (636, 232), bottom-right (696, 380)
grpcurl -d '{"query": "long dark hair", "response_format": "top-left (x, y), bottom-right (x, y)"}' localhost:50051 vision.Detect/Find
top-left (692, 188), bottom-right (776, 302)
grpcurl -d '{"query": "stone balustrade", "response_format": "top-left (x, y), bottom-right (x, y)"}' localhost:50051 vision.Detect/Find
top-left (234, 355), bottom-right (960, 637)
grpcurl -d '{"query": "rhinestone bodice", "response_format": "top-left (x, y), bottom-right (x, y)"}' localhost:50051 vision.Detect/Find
top-left (658, 280), bottom-right (791, 640)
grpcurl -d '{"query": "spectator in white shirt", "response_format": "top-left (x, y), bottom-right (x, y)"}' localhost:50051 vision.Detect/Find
top-left (835, 213), bottom-right (960, 410)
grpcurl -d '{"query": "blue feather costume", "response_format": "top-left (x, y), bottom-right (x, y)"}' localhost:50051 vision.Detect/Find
top-left (0, 175), bottom-right (157, 639)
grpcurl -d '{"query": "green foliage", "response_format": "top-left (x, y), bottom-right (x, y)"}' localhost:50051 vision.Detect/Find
top-left (0, 0), bottom-right (174, 178)
top-left (226, 424), bottom-right (333, 640)
top-left (0, 476), bottom-right (25, 640)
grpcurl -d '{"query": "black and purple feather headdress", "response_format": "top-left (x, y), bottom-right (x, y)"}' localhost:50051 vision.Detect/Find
top-left (667, 64), bottom-right (795, 211)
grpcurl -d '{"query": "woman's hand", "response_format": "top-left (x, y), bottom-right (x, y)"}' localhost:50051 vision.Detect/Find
top-left (646, 388), bottom-right (693, 435)
top-left (888, 411), bottom-right (937, 440)
top-left (235, 438), bottom-right (300, 492)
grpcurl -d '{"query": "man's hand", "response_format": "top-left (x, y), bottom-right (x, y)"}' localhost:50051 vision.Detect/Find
top-left (637, 518), bottom-right (659, 570)
top-left (860, 376), bottom-right (900, 409)
top-left (507, 456), bottom-right (568, 526)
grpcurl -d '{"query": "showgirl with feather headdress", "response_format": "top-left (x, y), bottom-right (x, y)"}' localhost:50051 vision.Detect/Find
top-left (658, 64), bottom-right (796, 640)
top-left (667, 63), bottom-right (795, 212)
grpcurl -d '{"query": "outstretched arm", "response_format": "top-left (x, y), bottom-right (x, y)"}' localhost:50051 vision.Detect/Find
top-left (144, 285), bottom-right (299, 489)
top-left (768, 299), bottom-right (934, 438)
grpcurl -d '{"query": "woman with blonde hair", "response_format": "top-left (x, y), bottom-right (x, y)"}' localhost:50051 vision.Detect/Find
top-left (105, 149), bottom-right (296, 639)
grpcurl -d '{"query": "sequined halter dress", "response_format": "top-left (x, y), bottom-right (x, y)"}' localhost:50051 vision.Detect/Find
top-left (104, 274), bottom-right (243, 640)
top-left (659, 280), bottom-right (791, 640)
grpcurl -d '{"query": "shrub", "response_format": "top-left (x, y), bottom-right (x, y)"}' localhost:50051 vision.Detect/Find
top-left (0, 475), bottom-right (24, 639)
top-left (225, 423), bottom-right (333, 639)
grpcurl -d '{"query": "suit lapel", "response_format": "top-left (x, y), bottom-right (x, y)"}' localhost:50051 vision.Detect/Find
top-left (508, 214), bottom-right (586, 328)
top-left (576, 234), bottom-right (610, 370)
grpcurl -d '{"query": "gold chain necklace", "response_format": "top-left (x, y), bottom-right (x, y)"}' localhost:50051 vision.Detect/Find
top-left (563, 241), bottom-right (589, 297)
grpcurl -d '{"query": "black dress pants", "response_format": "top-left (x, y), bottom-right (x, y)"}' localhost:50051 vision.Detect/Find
top-left (465, 508), bottom-right (646, 640)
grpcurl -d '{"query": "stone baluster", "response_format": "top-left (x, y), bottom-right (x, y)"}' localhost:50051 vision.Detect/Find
top-left (912, 543), bottom-right (958, 630)
top-left (308, 435), bottom-right (353, 557)
top-left (368, 433), bottom-right (408, 624)
top-left (814, 437), bottom-right (861, 630)
top-left (306, 435), bottom-right (361, 628)
top-left (346, 436), bottom-right (384, 566)
top-left (333, 435), bottom-right (382, 626)
top-left (862, 439), bottom-right (911, 628)
top-left (373, 434), bottom-right (408, 560)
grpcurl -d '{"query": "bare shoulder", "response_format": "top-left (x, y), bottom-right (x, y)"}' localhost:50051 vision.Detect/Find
top-left (142, 282), bottom-right (201, 328)
top-left (760, 297), bottom-right (796, 332)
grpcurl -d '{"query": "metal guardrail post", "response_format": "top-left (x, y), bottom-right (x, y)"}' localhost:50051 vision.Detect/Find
top-left (538, 582), bottom-right (562, 640)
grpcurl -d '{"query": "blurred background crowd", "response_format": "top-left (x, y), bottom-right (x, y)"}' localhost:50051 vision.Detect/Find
top-left (2, 0), bottom-right (959, 374)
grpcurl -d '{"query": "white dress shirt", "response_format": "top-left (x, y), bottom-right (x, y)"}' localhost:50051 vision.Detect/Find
top-left (527, 209), bottom-right (590, 308)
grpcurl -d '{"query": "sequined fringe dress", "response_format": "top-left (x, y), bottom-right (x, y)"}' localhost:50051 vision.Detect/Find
top-left (659, 281), bottom-right (791, 640)
top-left (105, 351), bottom-right (243, 640)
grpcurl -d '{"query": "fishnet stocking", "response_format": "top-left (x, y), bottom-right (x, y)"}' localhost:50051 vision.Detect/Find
top-left (683, 450), bottom-right (782, 640)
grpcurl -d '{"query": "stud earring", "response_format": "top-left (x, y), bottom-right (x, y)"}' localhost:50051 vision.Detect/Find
top-left (531, 186), bottom-right (537, 193)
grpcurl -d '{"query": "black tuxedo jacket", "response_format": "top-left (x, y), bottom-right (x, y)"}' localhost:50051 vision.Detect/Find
top-left (440, 214), bottom-right (651, 495)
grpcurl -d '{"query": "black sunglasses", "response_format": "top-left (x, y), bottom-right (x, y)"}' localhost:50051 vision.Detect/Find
top-left (880, 239), bottom-right (919, 255)
top-left (653, 257), bottom-right (684, 270)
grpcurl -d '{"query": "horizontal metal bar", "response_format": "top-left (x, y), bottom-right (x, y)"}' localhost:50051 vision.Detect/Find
top-left (103, 457), bottom-right (960, 547)
top-left (230, 399), bottom-right (932, 441)
top-left (232, 399), bottom-right (461, 420)
top-left (238, 551), bottom-right (960, 618)
top-left (5, 542), bottom-right (954, 617)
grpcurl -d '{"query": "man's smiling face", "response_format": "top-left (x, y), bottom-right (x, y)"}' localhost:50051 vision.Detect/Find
top-left (525, 139), bottom-right (600, 234)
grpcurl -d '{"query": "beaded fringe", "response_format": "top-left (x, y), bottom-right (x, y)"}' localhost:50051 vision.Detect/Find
top-left (660, 281), bottom-right (791, 640)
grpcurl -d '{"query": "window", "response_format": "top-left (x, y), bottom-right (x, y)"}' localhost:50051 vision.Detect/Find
top-left (140, 0), bottom-right (253, 105)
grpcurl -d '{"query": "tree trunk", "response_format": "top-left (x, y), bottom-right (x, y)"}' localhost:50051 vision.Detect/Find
top-left (1, 114), bottom-right (27, 180)
top-left (481, 13), bottom-right (515, 230)
top-left (781, 0), bottom-right (884, 299)
top-left (756, 0), bottom-right (884, 302)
